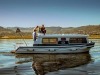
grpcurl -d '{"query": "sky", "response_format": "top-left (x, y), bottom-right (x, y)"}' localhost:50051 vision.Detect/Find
top-left (0, 0), bottom-right (100, 27)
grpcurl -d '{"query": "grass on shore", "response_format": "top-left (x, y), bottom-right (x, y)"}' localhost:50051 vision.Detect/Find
top-left (0, 35), bottom-right (100, 39)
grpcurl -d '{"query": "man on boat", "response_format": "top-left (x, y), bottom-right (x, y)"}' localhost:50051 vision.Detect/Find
top-left (40, 24), bottom-right (46, 35)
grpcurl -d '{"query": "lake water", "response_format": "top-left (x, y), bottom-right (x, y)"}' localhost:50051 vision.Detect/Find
top-left (0, 39), bottom-right (100, 75)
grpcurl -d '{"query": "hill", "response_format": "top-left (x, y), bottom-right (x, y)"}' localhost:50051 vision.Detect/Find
top-left (0, 25), bottom-right (100, 39)
top-left (7, 25), bottom-right (100, 34)
top-left (0, 26), bottom-right (14, 37)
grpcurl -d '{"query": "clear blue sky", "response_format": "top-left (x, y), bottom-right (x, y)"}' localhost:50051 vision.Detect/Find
top-left (0, 0), bottom-right (100, 27)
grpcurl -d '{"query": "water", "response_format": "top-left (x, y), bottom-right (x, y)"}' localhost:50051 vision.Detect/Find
top-left (0, 39), bottom-right (100, 75)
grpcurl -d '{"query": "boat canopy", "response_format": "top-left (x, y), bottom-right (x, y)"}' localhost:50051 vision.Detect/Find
top-left (37, 34), bottom-right (88, 38)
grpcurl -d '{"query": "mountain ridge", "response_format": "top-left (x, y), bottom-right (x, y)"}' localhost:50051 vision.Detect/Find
top-left (0, 25), bottom-right (100, 39)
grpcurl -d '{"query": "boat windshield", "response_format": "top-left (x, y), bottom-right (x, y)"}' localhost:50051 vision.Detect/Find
top-left (42, 38), bottom-right (58, 44)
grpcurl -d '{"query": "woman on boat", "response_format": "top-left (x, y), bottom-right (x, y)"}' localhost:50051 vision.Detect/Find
top-left (33, 29), bottom-right (37, 41)
top-left (33, 26), bottom-right (39, 33)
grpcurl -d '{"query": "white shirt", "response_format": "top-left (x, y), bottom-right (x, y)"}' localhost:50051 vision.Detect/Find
top-left (32, 32), bottom-right (36, 38)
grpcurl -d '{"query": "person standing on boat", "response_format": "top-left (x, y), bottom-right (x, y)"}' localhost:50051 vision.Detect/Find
top-left (33, 29), bottom-right (37, 41)
top-left (40, 24), bottom-right (46, 35)
top-left (33, 25), bottom-right (42, 36)
top-left (33, 25), bottom-right (42, 41)
top-left (33, 26), bottom-right (39, 33)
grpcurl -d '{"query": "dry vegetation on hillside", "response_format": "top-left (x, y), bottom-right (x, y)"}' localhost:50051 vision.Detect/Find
top-left (0, 25), bottom-right (100, 39)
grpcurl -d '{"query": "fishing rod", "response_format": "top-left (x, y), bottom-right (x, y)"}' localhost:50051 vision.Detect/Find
top-left (16, 28), bottom-right (27, 46)
top-left (19, 32), bottom-right (27, 46)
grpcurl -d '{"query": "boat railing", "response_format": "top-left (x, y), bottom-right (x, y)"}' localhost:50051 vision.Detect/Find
top-left (37, 33), bottom-right (88, 36)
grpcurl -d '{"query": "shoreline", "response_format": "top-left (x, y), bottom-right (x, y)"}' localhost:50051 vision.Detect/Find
top-left (0, 35), bottom-right (100, 39)
top-left (0, 38), bottom-right (100, 39)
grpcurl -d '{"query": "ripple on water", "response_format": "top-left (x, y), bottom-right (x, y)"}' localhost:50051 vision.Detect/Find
top-left (0, 39), bottom-right (100, 75)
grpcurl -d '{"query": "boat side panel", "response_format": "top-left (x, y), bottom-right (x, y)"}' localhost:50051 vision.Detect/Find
top-left (15, 46), bottom-right (90, 54)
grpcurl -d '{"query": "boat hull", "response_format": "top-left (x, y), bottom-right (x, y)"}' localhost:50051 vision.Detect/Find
top-left (15, 46), bottom-right (91, 54)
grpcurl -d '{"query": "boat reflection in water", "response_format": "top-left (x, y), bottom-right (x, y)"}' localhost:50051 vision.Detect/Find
top-left (16, 53), bottom-right (91, 75)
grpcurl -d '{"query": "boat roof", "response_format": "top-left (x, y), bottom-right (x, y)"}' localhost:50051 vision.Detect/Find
top-left (38, 34), bottom-right (88, 38)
